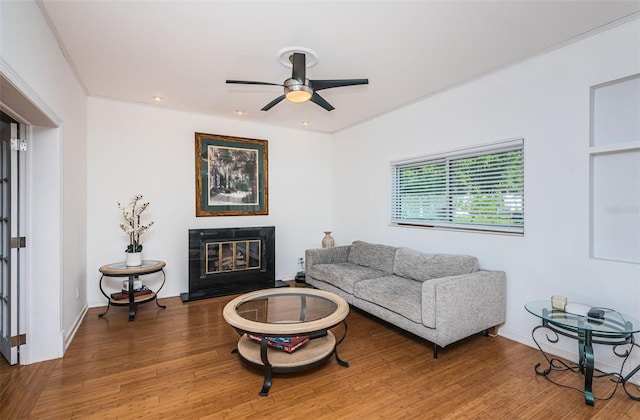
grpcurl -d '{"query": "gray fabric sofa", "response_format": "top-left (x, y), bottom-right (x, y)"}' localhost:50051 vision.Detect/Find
top-left (305, 240), bottom-right (506, 357)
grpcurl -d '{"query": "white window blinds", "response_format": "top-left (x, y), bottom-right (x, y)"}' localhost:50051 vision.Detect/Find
top-left (390, 139), bottom-right (524, 234)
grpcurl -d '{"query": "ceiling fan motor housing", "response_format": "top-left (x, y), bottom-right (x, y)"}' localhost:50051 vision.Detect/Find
top-left (284, 78), bottom-right (313, 102)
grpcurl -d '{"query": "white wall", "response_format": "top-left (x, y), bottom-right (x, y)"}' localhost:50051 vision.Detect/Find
top-left (332, 19), bottom-right (640, 372)
top-left (0, 0), bottom-right (87, 363)
top-left (86, 98), bottom-right (332, 306)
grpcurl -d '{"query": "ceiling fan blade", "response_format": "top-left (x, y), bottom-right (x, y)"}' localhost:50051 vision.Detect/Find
top-left (226, 80), bottom-right (282, 86)
top-left (310, 92), bottom-right (335, 111)
top-left (308, 79), bottom-right (369, 91)
top-left (261, 95), bottom-right (286, 111)
top-left (291, 52), bottom-right (306, 83)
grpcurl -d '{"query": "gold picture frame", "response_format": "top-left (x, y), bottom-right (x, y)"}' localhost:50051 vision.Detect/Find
top-left (195, 132), bottom-right (268, 217)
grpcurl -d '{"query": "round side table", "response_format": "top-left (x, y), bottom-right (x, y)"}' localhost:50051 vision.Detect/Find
top-left (98, 260), bottom-right (166, 321)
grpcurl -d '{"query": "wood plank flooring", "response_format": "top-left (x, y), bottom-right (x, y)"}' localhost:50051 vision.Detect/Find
top-left (2, 289), bottom-right (639, 419)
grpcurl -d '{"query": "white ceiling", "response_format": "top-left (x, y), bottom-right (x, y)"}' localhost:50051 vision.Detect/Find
top-left (39, 1), bottom-right (640, 133)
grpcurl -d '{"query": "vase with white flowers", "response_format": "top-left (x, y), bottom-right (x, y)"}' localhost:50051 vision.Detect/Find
top-left (118, 194), bottom-right (154, 266)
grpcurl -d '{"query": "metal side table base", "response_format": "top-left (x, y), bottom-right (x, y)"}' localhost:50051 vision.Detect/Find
top-left (527, 301), bottom-right (640, 406)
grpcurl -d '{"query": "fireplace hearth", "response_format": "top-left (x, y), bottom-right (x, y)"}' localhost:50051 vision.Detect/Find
top-left (182, 226), bottom-right (276, 302)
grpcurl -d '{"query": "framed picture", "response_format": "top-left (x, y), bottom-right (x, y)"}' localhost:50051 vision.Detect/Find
top-left (195, 132), bottom-right (268, 217)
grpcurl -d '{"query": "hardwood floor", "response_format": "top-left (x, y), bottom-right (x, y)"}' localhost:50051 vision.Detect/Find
top-left (2, 290), bottom-right (639, 419)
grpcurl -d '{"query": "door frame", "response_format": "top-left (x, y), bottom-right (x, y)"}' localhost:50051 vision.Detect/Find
top-left (2, 62), bottom-right (63, 364)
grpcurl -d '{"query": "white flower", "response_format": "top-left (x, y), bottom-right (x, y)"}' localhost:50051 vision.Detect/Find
top-left (118, 194), bottom-right (153, 253)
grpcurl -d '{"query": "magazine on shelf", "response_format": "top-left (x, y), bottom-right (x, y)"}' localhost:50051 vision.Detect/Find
top-left (246, 333), bottom-right (310, 353)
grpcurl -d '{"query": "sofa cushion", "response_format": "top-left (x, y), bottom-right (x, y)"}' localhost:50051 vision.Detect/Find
top-left (347, 241), bottom-right (398, 273)
top-left (308, 262), bottom-right (389, 295)
top-left (353, 276), bottom-right (422, 324)
top-left (393, 248), bottom-right (479, 281)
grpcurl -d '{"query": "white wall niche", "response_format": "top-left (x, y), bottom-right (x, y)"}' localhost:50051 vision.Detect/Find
top-left (590, 74), bottom-right (640, 264)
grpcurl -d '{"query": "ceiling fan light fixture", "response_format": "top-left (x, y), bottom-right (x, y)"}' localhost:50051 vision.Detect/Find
top-left (284, 84), bottom-right (313, 103)
top-left (227, 49), bottom-right (367, 111)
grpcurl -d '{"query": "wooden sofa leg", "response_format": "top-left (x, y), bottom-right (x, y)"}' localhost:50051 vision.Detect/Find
top-left (486, 326), bottom-right (499, 337)
top-left (433, 343), bottom-right (438, 359)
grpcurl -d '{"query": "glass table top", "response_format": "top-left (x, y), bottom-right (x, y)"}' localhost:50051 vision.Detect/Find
top-left (99, 260), bottom-right (165, 275)
top-left (236, 292), bottom-right (338, 324)
top-left (223, 288), bottom-right (349, 336)
top-left (525, 300), bottom-right (640, 334)
top-left (105, 260), bottom-right (163, 270)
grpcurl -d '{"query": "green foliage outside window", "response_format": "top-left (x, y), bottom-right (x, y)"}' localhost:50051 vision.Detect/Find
top-left (392, 143), bottom-right (524, 233)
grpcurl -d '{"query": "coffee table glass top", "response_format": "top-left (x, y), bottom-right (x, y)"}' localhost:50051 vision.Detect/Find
top-left (525, 300), bottom-right (640, 335)
top-left (237, 293), bottom-right (338, 324)
top-left (223, 288), bottom-right (349, 335)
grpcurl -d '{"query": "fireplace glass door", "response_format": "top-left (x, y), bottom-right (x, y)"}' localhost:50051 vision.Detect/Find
top-left (205, 240), bottom-right (261, 274)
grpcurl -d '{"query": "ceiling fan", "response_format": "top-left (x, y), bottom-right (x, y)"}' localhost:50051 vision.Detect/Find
top-left (226, 52), bottom-right (368, 112)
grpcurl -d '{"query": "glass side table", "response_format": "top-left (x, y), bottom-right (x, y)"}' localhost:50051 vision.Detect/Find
top-left (525, 300), bottom-right (640, 405)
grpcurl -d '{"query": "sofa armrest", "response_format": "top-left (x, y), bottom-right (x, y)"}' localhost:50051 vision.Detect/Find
top-left (421, 270), bottom-right (506, 345)
top-left (305, 245), bottom-right (351, 272)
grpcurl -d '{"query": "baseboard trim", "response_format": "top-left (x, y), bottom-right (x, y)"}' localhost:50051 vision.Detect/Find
top-left (62, 303), bottom-right (88, 355)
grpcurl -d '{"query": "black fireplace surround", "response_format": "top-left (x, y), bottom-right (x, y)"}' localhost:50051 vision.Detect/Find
top-left (181, 226), bottom-right (275, 302)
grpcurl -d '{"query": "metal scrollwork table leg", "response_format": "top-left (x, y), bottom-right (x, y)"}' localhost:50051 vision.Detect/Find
top-left (532, 318), bottom-right (638, 406)
top-left (532, 321), bottom-right (597, 405)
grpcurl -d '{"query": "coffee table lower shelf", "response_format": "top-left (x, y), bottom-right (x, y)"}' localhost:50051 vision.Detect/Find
top-left (235, 331), bottom-right (345, 396)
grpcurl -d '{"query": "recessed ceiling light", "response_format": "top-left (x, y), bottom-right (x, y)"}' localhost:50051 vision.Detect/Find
top-left (152, 96), bottom-right (163, 102)
top-left (235, 110), bottom-right (246, 115)
top-left (302, 120), bottom-right (310, 126)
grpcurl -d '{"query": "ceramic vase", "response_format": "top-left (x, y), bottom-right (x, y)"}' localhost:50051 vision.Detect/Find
top-left (322, 231), bottom-right (335, 248)
top-left (126, 252), bottom-right (142, 267)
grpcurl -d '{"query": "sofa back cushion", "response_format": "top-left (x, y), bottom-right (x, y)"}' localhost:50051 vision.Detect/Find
top-left (393, 248), bottom-right (479, 281)
top-left (347, 241), bottom-right (397, 273)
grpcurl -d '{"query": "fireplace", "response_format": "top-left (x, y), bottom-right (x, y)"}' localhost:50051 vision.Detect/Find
top-left (181, 226), bottom-right (276, 302)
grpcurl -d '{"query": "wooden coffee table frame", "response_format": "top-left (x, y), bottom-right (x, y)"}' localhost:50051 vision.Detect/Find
top-left (223, 288), bottom-right (350, 396)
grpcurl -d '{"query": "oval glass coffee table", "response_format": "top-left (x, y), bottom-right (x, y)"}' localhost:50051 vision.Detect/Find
top-left (223, 288), bottom-right (350, 396)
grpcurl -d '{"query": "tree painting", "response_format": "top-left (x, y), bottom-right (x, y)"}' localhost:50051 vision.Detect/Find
top-left (207, 146), bottom-right (258, 205)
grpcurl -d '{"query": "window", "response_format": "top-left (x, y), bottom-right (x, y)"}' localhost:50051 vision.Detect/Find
top-left (390, 138), bottom-right (524, 234)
